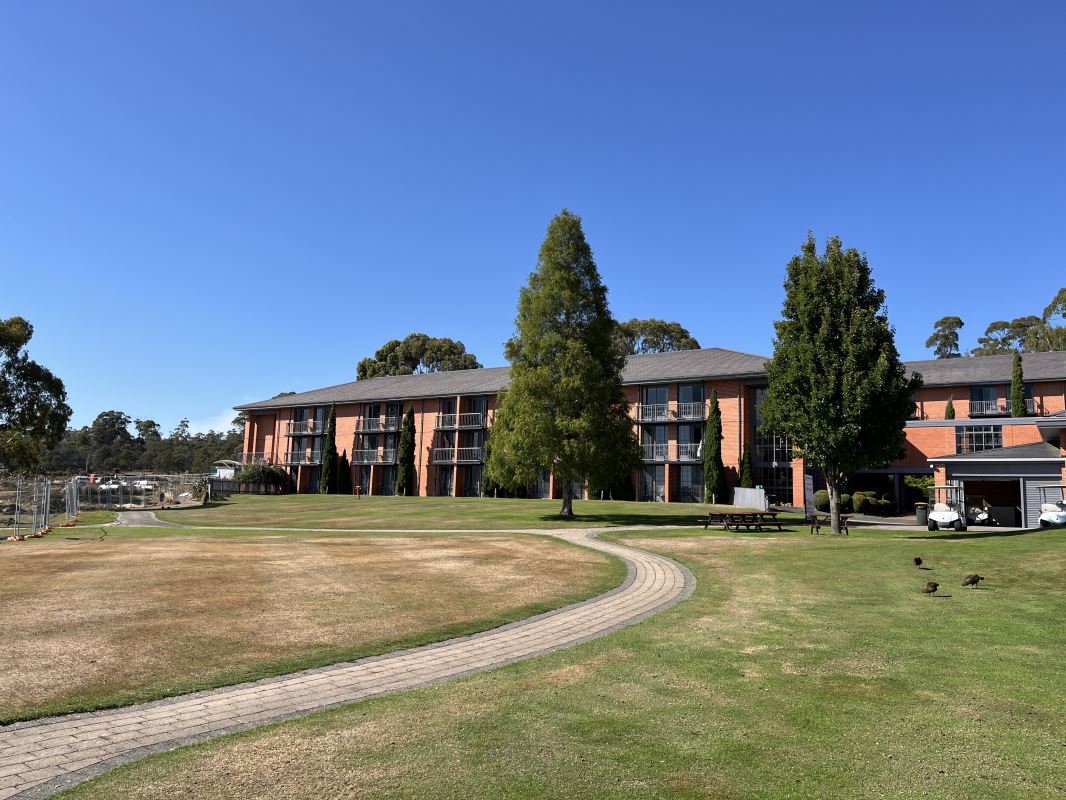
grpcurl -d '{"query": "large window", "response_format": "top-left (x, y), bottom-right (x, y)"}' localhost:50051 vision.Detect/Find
top-left (956, 425), bottom-right (1002, 454)
top-left (754, 388), bottom-right (792, 464)
top-left (969, 386), bottom-right (999, 416)
top-left (678, 465), bottom-right (704, 502)
top-left (754, 466), bottom-right (792, 505)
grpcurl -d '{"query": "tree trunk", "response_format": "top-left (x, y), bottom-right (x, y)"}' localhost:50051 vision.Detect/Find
top-left (559, 484), bottom-right (575, 519)
top-left (826, 477), bottom-right (841, 535)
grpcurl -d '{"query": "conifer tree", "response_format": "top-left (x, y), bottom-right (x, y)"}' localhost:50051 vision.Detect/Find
top-left (1010, 351), bottom-right (1025, 416)
top-left (396, 406), bottom-right (417, 496)
top-left (739, 445), bottom-right (755, 488)
top-left (944, 396), bottom-right (955, 420)
top-left (319, 403), bottom-right (338, 494)
top-left (486, 210), bottom-right (640, 518)
top-left (760, 234), bottom-right (920, 534)
top-left (703, 388), bottom-right (728, 504)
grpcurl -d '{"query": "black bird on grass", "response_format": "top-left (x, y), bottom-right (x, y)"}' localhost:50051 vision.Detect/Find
top-left (922, 581), bottom-right (939, 596)
top-left (961, 574), bottom-right (985, 588)
top-left (913, 557), bottom-right (923, 569)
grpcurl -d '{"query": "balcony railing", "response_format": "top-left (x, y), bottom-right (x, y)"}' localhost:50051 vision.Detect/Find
top-left (283, 450), bottom-right (323, 465)
top-left (676, 402), bottom-right (705, 420)
top-left (676, 443), bottom-right (702, 461)
top-left (968, 399), bottom-right (1002, 417)
top-left (284, 420), bottom-right (325, 436)
top-left (435, 413), bottom-right (457, 429)
top-left (432, 447), bottom-right (456, 463)
top-left (238, 451), bottom-right (277, 464)
top-left (457, 447), bottom-right (484, 463)
top-left (354, 416), bottom-right (400, 432)
top-left (641, 443), bottom-right (669, 461)
top-left (352, 448), bottom-right (398, 465)
top-left (636, 404), bottom-right (670, 422)
top-left (458, 412), bottom-right (485, 428)
top-left (1005, 398), bottom-right (1037, 415)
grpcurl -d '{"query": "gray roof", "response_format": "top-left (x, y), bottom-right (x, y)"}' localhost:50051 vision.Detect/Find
top-left (236, 346), bottom-right (1066, 413)
top-left (903, 351), bottom-right (1066, 387)
top-left (235, 347), bottom-right (770, 411)
top-left (930, 441), bottom-right (1065, 462)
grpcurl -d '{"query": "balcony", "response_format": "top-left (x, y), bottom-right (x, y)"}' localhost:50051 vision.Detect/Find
top-left (432, 447), bottom-right (456, 463)
top-left (636, 404), bottom-right (670, 423)
top-left (676, 443), bottom-right (702, 461)
top-left (352, 448), bottom-right (398, 465)
top-left (284, 420), bottom-right (326, 436)
top-left (676, 402), bottom-right (705, 421)
top-left (458, 412), bottom-right (485, 428)
top-left (354, 416), bottom-right (400, 433)
top-left (283, 450), bottom-right (323, 466)
top-left (456, 447), bottom-right (484, 463)
top-left (1005, 398), bottom-right (1038, 416)
top-left (641, 443), bottom-right (669, 462)
top-left (238, 451), bottom-right (277, 464)
top-left (968, 399), bottom-right (1003, 417)
top-left (435, 413), bottom-right (458, 429)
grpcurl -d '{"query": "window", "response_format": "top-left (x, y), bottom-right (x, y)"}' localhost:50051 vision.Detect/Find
top-left (754, 466), bottom-right (792, 505)
top-left (969, 386), bottom-right (999, 416)
top-left (678, 465), bottom-right (704, 502)
top-left (955, 425), bottom-right (1002, 454)
top-left (754, 388), bottom-right (793, 463)
top-left (678, 383), bottom-right (704, 405)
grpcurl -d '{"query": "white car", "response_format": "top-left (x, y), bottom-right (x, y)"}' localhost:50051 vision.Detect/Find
top-left (132, 480), bottom-right (157, 489)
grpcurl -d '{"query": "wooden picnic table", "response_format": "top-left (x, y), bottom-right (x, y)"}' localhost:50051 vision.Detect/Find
top-left (697, 511), bottom-right (785, 532)
top-left (807, 513), bottom-right (849, 535)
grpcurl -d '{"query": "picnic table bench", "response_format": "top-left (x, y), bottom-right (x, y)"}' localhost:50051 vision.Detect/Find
top-left (697, 511), bottom-right (784, 532)
top-left (807, 513), bottom-right (849, 535)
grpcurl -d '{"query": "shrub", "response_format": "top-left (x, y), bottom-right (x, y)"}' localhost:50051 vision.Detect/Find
top-left (813, 489), bottom-right (830, 512)
top-left (853, 493), bottom-right (872, 515)
top-left (880, 498), bottom-right (896, 515)
top-left (839, 493), bottom-right (852, 513)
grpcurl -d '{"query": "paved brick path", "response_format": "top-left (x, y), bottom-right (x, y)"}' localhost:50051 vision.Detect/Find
top-left (0, 528), bottom-right (693, 799)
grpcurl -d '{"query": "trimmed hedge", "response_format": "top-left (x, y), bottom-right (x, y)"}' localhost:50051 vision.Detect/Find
top-left (813, 489), bottom-right (830, 512)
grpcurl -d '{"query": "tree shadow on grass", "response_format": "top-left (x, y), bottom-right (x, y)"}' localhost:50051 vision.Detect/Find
top-left (900, 528), bottom-right (1038, 541)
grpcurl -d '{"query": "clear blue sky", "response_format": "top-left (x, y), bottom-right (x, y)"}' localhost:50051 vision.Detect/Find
top-left (2, 1), bottom-right (1063, 433)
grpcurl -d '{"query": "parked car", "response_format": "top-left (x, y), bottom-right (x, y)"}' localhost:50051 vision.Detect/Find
top-left (132, 479), bottom-right (157, 490)
top-left (98, 479), bottom-right (129, 491)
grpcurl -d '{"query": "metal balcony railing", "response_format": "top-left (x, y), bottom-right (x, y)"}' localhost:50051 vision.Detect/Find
top-left (1005, 398), bottom-right (1037, 415)
top-left (456, 447), bottom-right (484, 462)
top-left (676, 443), bottom-right (701, 461)
top-left (968, 399), bottom-right (1002, 417)
top-left (352, 448), bottom-right (398, 465)
top-left (641, 443), bottom-right (669, 462)
top-left (238, 451), bottom-right (277, 464)
top-left (676, 402), bottom-right (705, 420)
top-left (354, 416), bottom-right (401, 433)
top-left (458, 412), bottom-right (485, 428)
top-left (284, 420), bottom-right (325, 436)
top-left (283, 450), bottom-right (323, 465)
top-left (436, 413), bottom-right (457, 429)
top-left (432, 447), bottom-right (456, 463)
top-left (637, 404), bottom-right (669, 422)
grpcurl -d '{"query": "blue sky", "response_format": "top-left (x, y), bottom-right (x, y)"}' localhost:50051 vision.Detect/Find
top-left (2, 1), bottom-right (1063, 432)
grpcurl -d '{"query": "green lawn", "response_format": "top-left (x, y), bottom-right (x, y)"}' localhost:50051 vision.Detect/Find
top-left (63, 525), bottom-right (1066, 800)
top-left (156, 494), bottom-right (759, 529)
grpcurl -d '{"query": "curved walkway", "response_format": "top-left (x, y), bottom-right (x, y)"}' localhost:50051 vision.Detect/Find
top-left (0, 527), bottom-right (694, 799)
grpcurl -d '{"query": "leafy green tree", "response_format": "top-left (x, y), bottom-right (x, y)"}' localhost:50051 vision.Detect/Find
top-left (944, 396), bottom-right (955, 420)
top-left (357, 334), bottom-right (482, 379)
top-left (88, 411), bottom-right (138, 473)
top-left (338, 450), bottom-right (352, 494)
top-left (486, 210), bottom-right (640, 518)
top-left (320, 404), bottom-right (337, 494)
top-left (0, 316), bottom-right (71, 471)
top-left (739, 445), bottom-right (755, 488)
top-left (703, 388), bottom-right (728, 504)
top-left (925, 316), bottom-right (964, 359)
top-left (396, 406), bottom-right (417, 496)
top-left (1010, 352), bottom-right (1026, 417)
top-left (235, 462), bottom-right (288, 491)
top-left (617, 319), bottom-right (700, 354)
top-left (759, 234), bottom-right (921, 534)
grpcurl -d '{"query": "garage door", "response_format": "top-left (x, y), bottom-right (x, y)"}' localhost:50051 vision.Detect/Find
top-left (1023, 479), bottom-right (1065, 528)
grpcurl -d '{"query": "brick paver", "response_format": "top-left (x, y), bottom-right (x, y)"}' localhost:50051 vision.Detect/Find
top-left (0, 528), bottom-right (693, 799)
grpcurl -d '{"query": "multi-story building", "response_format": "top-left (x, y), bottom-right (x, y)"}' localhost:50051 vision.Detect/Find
top-left (236, 348), bottom-right (1066, 527)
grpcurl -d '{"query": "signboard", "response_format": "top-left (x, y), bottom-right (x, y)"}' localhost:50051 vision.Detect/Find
top-left (803, 474), bottom-right (815, 515)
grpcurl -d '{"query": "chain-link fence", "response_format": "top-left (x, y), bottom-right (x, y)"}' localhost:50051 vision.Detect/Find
top-left (3, 474), bottom-right (208, 538)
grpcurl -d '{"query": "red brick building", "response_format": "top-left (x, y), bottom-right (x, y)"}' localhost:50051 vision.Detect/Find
top-left (236, 348), bottom-right (1066, 526)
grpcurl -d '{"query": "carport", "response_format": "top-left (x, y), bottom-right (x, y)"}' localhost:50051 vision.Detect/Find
top-left (929, 441), bottom-right (1066, 528)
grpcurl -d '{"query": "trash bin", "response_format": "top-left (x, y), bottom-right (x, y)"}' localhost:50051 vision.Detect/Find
top-left (915, 503), bottom-right (928, 525)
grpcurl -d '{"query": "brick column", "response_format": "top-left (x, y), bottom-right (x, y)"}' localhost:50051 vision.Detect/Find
top-left (791, 456), bottom-right (805, 509)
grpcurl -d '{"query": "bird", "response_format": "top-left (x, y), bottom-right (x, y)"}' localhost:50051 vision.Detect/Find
top-left (913, 557), bottom-right (923, 569)
top-left (922, 581), bottom-right (939, 596)
top-left (961, 574), bottom-right (985, 588)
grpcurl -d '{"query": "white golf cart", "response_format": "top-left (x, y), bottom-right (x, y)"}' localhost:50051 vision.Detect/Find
top-left (927, 484), bottom-right (967, 532)
top-left (1038, 484), bottom-right (1066, 528)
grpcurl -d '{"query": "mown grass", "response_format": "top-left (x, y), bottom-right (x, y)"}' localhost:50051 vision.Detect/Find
top-left (155, 494), bottom-right (763, 530)
top-left (62, 525), bottom-right (1066, 800)
top-left (0, 527), bottom-right (623, 724)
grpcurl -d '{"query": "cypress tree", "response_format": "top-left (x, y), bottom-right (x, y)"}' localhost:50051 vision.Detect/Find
top-left (486, 210), bottom-right (641, 519)
top-left (396, 406), bottom-right (417, 496)
top-left (944, 396), bottom-right (955, 420)
top-left (760, 234), bottom-right (920, 534)
top-left (338, 449), bottom-right (352, 494)
top-left (1010, 352), bottom-right (1025, 416)
top-left (320, 403), bottom-right (338, 494)
top-left (703, 388), bottom-right (728, 504)
top-left (739, 445), bottom-right (755, 488)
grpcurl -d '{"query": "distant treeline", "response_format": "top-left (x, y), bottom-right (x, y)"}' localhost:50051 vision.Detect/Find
top-left (37, 410), bottom-right (243, 476)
